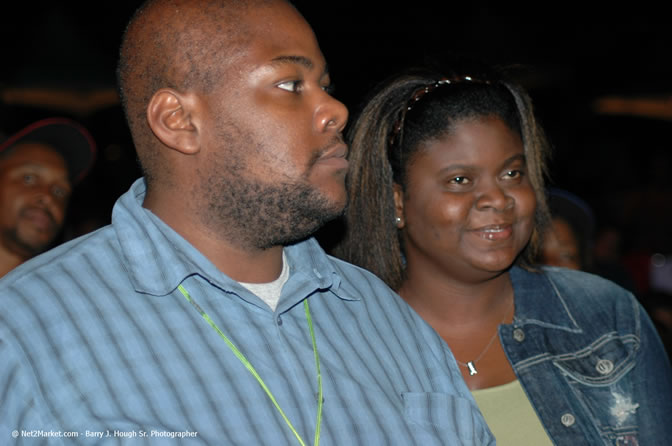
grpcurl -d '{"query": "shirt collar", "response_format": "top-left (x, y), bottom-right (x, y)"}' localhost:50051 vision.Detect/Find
top-left (113, 179), bottom-right (350, 303)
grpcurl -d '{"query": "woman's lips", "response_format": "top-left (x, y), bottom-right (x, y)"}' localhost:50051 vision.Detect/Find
top-left (470, 224), bottom-right (513, 241)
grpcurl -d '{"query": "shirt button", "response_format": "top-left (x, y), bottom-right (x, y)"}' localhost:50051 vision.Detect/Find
top-left (596, 359), bottom-right (614, 375)
top-left (513, 328), bottom-right (525, 342)
top-left (561, 413), bottom-right (576, 427)
top-left (276, 316), bottom-right (283, 326)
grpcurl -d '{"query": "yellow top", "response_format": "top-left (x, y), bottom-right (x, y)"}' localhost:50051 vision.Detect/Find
top-left (471, 380), bottom-right (554, 446)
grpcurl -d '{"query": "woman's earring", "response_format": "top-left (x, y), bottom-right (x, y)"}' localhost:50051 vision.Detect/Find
top-left (395, 216), bottom-right (402, 226)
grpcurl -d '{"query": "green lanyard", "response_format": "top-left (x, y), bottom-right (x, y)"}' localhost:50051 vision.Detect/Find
top-left (178, 284), bottom-right (323, 446)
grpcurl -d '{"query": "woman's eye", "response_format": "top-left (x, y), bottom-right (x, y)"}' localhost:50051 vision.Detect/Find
top-left (503, 169), bottom-right (524, 180)
top-left (450, 176), bottom-right (470, 185)
top-left (23, 174), bottom-right (36, 184)
top-left (277, 80), bottom-right (301, 93)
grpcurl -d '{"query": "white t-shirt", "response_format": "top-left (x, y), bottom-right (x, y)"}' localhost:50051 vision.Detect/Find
top-left (239, 251), bottom-right (290, 311)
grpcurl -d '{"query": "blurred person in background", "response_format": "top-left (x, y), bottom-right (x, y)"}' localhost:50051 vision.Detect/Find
top-left (0, 117), bottom-right (95, 277)
top-left (538, 188), bottom-right (594, 271)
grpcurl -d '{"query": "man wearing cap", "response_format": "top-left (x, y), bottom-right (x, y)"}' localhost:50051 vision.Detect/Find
top-left (0, 117), bottom-right (95, 276)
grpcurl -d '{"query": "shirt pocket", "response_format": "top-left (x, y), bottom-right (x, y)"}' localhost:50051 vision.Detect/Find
top-left (553, 333), bottom-right (640, 444)
top-left (401, 391), bottom-right (482, 441)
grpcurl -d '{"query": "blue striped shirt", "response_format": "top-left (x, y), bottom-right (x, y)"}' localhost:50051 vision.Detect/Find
top-left (0, 178), bottom-right (494, 445)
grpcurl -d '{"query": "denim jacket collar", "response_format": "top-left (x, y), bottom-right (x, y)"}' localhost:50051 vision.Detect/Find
top-left (509, 266), bottom-right (582, 334)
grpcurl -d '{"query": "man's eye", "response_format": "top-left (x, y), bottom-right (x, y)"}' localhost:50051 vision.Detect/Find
top-left (52, 186), bottom-right (69, 199)
top-left (23, 174), bottom-right (36, 184)
top-left (277, 80), bottom-right (301, 93)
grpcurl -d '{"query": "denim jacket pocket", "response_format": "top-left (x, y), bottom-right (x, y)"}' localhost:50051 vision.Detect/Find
top-left (553, 333), bottom-right (640, 445)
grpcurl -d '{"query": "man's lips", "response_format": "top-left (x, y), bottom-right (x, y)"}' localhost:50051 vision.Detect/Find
top-left (316, 139), bottom-right (349, 169)
top-left (20, 207), bottom-right (57, 232)
top-left (469, 224), bottom-right (514, 241)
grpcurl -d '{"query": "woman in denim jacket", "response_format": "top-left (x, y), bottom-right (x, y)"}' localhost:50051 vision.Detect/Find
top-left (332, 65), bottom-right (672, 445)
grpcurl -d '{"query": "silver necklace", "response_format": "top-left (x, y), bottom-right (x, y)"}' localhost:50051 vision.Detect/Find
top-left (455, 298), bottom-right (513, 376)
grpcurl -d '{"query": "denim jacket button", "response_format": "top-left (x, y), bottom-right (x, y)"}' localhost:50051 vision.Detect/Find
top-left (513, 328), bottom-right (525, 342)
top-left (561, 413), bottom-right (576, 427)
top-left (596, 359), bottom-right (614, 375)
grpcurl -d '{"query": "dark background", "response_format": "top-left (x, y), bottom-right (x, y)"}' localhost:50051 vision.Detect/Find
top-left (1, 1), bottom-right (671, 297)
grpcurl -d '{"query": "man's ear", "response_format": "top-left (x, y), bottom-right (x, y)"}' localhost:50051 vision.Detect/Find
top-left (393, 183), bottom-right (405, 228)
top-left (147, 88), bottom-right (201, 154)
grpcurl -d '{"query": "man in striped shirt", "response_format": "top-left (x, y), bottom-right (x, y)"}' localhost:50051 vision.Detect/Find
top-left (0, 0), bottom-right (494, 444)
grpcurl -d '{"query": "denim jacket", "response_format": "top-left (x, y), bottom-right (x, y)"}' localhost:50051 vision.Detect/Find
top-left (504, 266), bottom-right (672, 446)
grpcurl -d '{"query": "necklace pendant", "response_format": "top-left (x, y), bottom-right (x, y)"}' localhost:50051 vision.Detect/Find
top-left (466, 361), bottom-right (478, 376)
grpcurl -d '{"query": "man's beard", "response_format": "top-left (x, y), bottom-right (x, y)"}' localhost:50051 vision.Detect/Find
top-left (3, 225), bottom-right (55, 259)
top-left (196, 128), bottom-right (345, 251)
top-left (203, 172), bottom-right (344, 250)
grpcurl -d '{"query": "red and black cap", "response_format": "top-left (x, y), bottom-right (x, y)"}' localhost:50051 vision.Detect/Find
top-left (0, 117), bottom-right (96, 184)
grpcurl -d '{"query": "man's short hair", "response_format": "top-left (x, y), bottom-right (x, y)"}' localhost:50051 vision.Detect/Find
top-left (116, 0), bottom-right (276, 185)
